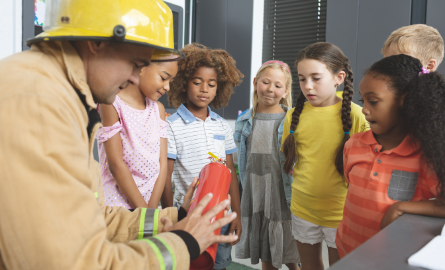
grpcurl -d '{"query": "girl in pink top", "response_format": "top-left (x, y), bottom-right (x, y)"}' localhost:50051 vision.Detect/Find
top-left (97, 57), bottom-right (178, 209)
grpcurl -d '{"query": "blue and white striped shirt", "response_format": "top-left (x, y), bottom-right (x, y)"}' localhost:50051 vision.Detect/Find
top-left (167, 104), bottom-right (237, 204)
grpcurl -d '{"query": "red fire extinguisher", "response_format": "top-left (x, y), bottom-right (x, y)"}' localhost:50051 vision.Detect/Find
top-left (188, 160), bottom-right (232, 270)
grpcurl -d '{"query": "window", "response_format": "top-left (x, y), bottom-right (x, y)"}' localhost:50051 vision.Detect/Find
top-left (262, 0), bottom-right (327, 105)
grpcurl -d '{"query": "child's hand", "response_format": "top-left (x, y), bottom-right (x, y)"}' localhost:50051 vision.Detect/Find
top-left (225, 195), bottom-right (231, 216)
top-left (380, 202), bottom-right (405, 229)
top-left (229, 215), bottom-right (242, 246)
top-left (182, 177), bottom-right (199, 212)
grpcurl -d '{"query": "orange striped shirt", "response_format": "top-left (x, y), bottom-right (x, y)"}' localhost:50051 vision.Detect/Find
top-left (335, 130), bottom-right (438, 257)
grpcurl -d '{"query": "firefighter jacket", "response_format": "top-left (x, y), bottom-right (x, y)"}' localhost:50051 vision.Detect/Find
top-left (0, 40), bottom-right (191, 270)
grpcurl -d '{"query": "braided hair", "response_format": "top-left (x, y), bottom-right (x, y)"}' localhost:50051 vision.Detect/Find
top-left (282, 42), bottom-right (354, 175)
top-left (366, 54), bottom-right (445, 202)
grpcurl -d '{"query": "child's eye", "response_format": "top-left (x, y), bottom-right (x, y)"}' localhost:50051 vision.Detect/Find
top-left (299, 78), bottom-right (305, 82)
top-left (193, 82), bottom-right (201, 85)
top-left (263, 81), bottom-right (269, 85)
top-left (209, 84), bottom-right (216, 88)
top-left (161, 76), bottom-right (166, 82)
top-left (276, 85), bottom-right (281, 88)
top-left (313, 77), bottom-right (321, 81)
top-left (370, 101), bottom-right (378, 105)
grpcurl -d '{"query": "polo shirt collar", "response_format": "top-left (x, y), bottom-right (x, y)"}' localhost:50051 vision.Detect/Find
top-left (359, 130), bottom-right (418, 156)
top-left (208, 107), bottom-right (219, 120)
top-left (177, 104), bottom-right (218, 124)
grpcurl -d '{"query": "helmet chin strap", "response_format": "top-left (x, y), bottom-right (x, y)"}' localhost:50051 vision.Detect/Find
top-left (85, 48), bottom-right (90, 89)
top-left (84, 46), bottom-right (96, 102)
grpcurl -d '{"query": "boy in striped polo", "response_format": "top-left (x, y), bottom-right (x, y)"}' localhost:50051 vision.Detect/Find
top-left (162, 43), bottom-right (244, 270)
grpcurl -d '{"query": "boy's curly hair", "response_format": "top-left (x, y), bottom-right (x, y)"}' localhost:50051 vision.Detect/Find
top-left (168, 43), bottom-right (244, 109)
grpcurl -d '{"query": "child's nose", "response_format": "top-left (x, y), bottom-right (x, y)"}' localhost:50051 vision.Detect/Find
top-left (362, 105), bottom-right (369, 115)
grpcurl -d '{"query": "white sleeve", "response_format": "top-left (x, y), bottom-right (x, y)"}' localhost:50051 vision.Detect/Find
top-left (166, 122), bottom-right (177, 159)
top-left (223, 120), bottom-right (237, 155)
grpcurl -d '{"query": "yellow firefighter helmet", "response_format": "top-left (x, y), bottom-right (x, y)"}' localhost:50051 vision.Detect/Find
top-left (27, 0), bottom-right (182, 59)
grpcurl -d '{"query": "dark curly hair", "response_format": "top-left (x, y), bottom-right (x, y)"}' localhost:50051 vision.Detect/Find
top-left (366, 54), bottom-right (445, 202)
top-left (282, 42), bottom-right (354, 175)
top-left (168, 43), bottom-right (244, 109)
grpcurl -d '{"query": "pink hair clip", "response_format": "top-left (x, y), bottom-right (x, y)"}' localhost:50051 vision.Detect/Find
top-left (418, 67), bottom-right (429, 76)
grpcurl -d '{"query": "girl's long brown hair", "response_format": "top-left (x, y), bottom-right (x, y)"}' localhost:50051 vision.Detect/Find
top-left (282, 42), bottom-right (354, 175)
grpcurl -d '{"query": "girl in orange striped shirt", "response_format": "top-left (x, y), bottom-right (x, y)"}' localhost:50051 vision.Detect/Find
top-left (336, 54), bottom-right (445, 256)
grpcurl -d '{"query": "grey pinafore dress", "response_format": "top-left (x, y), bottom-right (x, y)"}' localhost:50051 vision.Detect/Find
top-left (235, 112), bottom-right (300, 268)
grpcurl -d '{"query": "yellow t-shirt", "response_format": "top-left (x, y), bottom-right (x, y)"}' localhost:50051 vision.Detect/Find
top-left (281, 101), bottom-right (368, 228)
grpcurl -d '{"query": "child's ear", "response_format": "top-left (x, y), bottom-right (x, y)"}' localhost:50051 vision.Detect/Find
top-left (398, 92), bottom-right (408, 107)
top-left (140, 67), bottom-right (147, 77)
top-left (282, 88), bottom-right (289, 99)
top-left (253, 77), bottom-right (257, 92)
top-left (335, 71), bottom-right (346, 86)
top-left (426, 59), bottom-right (438, 72)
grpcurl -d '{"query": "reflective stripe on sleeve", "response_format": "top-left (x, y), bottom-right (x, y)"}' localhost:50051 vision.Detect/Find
top-left (154, 236), bottom-right (176, 270)
top-left (138, 208), bottom-right (160, 239)
top-left (139, 238), bottom-right (175, 270)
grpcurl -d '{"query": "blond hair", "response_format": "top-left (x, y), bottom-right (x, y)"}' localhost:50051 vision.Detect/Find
top-left (252, 61), bottom-right (292, 117)
top-left (382, 24), bottom-right (444, 66)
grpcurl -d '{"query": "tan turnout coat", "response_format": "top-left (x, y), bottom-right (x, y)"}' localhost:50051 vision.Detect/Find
top-left (0, 41), bottom-right (189, 270)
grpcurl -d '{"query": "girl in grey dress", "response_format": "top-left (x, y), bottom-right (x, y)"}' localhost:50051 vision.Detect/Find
top-left (234, 61), bottom-right (300, 270)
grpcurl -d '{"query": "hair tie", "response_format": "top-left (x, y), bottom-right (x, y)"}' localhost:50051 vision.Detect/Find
top-left (290, 130), bottom-right (294, 134)
top-left (262, 60), bottom-right (291, 74)
top-left (344, 131), bottom-right (350, 134)
top-left (418, 67), bottom-right (429, 76)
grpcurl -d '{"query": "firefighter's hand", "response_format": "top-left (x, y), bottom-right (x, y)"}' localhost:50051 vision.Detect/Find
top-left (161, 193), bottom-right (238, 254)
top-left (182, 177), bottom-right (198, 212)
top-left (229, 215), bottom-right (242, 246)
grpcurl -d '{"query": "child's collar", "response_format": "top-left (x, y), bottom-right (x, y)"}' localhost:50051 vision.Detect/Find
top-left (237, 104), bottom-right (289, 121)
top-left (359, 130), bottom-right (418, 156)
top-left (176, 104), bottom-right (220, 124)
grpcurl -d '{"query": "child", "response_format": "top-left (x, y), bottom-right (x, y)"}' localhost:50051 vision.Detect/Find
top-left (336, 54), bottom-right (445, 257)
top-left (234, 60), bottom-right (300, 270)
top-left (163, 43), bottom-right (244, 270)
top-left (281, 42), bottom-right (368, 269)
top-left (97, 55), bottom-right (178, 209)
top-left (382, 24), bottom-right (444, 72)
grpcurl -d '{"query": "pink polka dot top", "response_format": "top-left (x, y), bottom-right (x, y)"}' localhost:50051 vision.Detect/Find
top-left (97, 95), bottom-right (168, 209)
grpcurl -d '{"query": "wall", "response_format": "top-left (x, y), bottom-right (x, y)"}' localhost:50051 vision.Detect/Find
top-left (426, 0), bottom-right (445, 75)
top-left (164, 0), bottom-right (185, 8)
top-left (194, 0), bottom-right (254, 120)
top-left (326, 0), bottom-right (445, 101)
top-left (250, 0), bottom-right (265, 106)
top-left (326, 0), bottom-right (411, 101)
top-left (164, 0), bottom-right (186, 49)
top-left (0, 0), bottom-right (22, 59)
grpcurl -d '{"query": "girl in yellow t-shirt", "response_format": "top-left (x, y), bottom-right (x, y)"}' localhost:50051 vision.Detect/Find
top-left (281, 42), bottom-right (368, 269)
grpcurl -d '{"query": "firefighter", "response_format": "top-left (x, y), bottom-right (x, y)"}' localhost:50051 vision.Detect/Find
top-left (0, 0), bottom-right (237, 269)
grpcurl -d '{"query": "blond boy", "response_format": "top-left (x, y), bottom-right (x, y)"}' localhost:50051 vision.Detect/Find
top-left (382, 24), bottom-right (444, 71)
